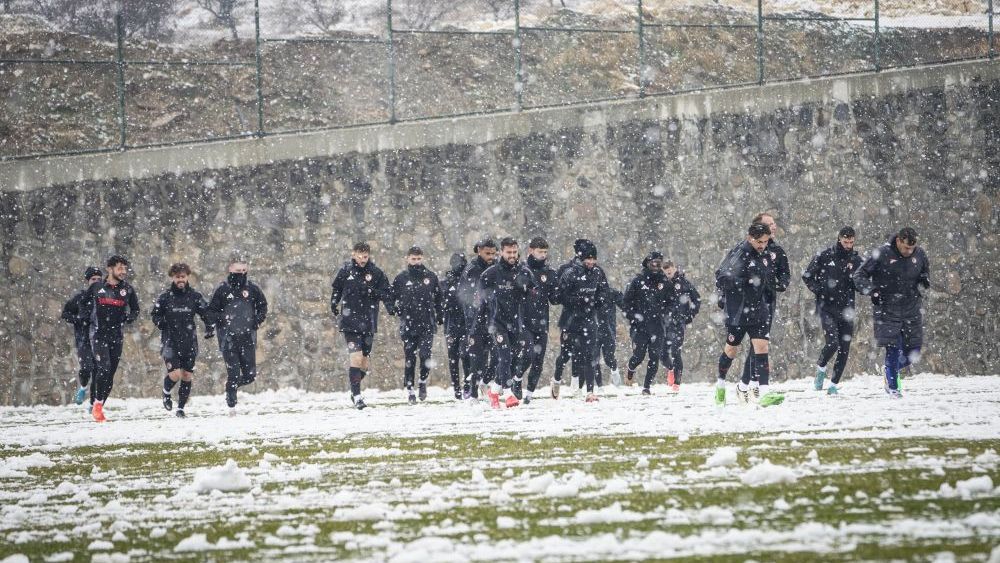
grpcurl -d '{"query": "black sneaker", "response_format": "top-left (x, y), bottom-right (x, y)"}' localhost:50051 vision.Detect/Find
top-left (512, 379), bottom-right (523, 400)
top-left (353, 396), bottom-right (368, 410)
top-left (523, 394), bottom-right (532, 405)
top-left (226, 388), bottom-right (237, 409)
top-left (175, 409), bottom-right (186, 418)
top-left (641, 388), bottom-right (651, 396)
top-left (418, 384), bottom-right (427, 402)
top-left (408, 393), bottom-right (417, 405)
top-left (162, 392), bottom-right (173, 411)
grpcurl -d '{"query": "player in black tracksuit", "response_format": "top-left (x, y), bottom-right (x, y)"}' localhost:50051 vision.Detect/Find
top-left (553, 239), bottom-right (610, 396)
top-left (802, 227), bottom-right (862, 395)
top-left (62, 266), bottom-right (104, 406)
top-left (479, 238), bottom-right (536, 408)
top-left (661, 261), bottom-right (701, 390)
top-left (715, 223), bottom-right (776, 405)
top-left (207, 260), bottom-right (268, 411)
top-left (457, 239), bottom-right (498, 401)
top-left (557, 240), bottom-right (607, 401)
top-left (595, 286), bottom-right (623, 386)
top-left (738, 214), bottom-right (790, 391)
top-left (623, 251), bottom-right (672, 394)
top-left (151, 263), bottom-right (214, 417)
top-left (391, 246), bottom-right (444, 404)
top-left (77, 256), bottom-right (140, 422)
top-left (517, 237), bottom-right (558, 404)
top-left (852, 227), bottom-right (930, 397)
top-left (330, 242), bottom-right (394, 410)
top-left (441, 253), bottom-right (470, 400)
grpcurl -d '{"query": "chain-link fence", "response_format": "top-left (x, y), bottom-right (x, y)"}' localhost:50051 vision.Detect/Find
top-left (0, 0), bottom-right (995, 159)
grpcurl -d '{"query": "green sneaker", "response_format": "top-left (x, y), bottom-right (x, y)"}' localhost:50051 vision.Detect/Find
top-left (813, 369), bottom-right (826, 391)
top-left (714, 386), bottom-right (726, 405)
top-left (896, 374), bottom-right (902, 391)
top-left (827, 385), bottom-right (839, 396)
top-left (759, 392), bottom-right (785, 407)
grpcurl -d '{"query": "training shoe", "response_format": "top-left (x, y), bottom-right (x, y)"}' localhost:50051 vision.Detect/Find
top-left (827, 385), bottom-right (839, 396)
top-left (814, 368), bottom-right (826, 391)
top-left (736, 385), bottom-right (751, 405)
top-left (162, 392), bottom-right (173, 411)
top-left (551, 379), bottom-right (560, 399)
top-left (523, 392), bottom-right (533, 405)
top-left (585, 393), bottom-right (599, 403)
top-left (74, 386), bottom-right (87, 406)
top-left (759, 392), bottom-right (786, 407)
top-left (751, 386), bottom-right (760, 401)
top-left (511, 379), bottom-right (523, 400)
top-left (641, 388), bottom-right (651, 396)
top-left (418, 384), bottom-right (428, 402)
top-left (176, 409), bottom-right (186, 418)
top-left (714, 386), bottom-right (726, 405)
top-left (666, 370), bottom-right (675, 387)
top-left (478, 383), bottom-right (489, 401)
top-left (92, 401), bottom-right (107, 422)
top-left (487, 388), bottom-right (501, 409)
top-left (408, 393), bottom-right (417, 405)
top-left (626, 370), bottom-right (636, 386)
top-left (505, 394), bottom-right (520, 408)
top-left (610, 369), bottom-right (623, 387)
top-left (670, 383), bottom-right (680, 393)
top-left (354, 397), bottom-right (369, 410)
top-left (225, 388), bottom-right (237, 409)
top-left (884, 387), bottom-right (903, 399)
top-left (462, 388), bottom-right (472, 400)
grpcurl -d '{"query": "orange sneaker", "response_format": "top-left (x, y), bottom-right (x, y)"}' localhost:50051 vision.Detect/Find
top-left (505, 395), bottom-right (520, 408)
top-left (92, 401), bottom-right (107, 423)
top-left (670, 383), bottom-right (680, 393)
top-left (487, 389), bottom-right (501, 409)
top-left (666, 370), bottom-right (675, 387)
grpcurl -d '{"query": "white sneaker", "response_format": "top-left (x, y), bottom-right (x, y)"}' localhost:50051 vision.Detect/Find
top-left (610, 369), bottom-right (623, 387)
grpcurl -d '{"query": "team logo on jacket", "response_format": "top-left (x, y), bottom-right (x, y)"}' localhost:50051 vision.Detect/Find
top-left (675, 283), bottom-right (681, 290)
top-left (657, 283), bottom-right (664, 290)
top-left (890, 259), bottom-right (897, 264)
top-left (242, 290), bottom-right (249, 298)
top-left (770, 252), bottom-right (776, 260)
top-left (496, 334), bottom-right (503, 343)
top-left (912, 257), bottom-right (917, 263)
top-left (763, 259), bottom-right (769, 266)
top-left (98, 288), bottom-right (106, 294)
top-left (423, 278), bottom-right (430, 285)
top-left (847, 263), bottom-right (854, 270)
top-left (365, 274), bottom-right (373, 282)
top-left (540, 275), bottom-right (547, 282)
top-left (120, 289), bottom-right (127, 296)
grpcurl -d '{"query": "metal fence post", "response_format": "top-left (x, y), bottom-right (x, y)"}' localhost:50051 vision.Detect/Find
top-left (637, 0), bottom-right (645, 98)
top-left (756, 0), bottom-right (764, 84)
top-left (115, 11), bottom-right (127, 149)
top-left (254, 0), bottom-right (264, 136)
top-left (874, 0), bottom-right (881, 70)
top-left (386, 0), bottom-right (397, 123)
top-left (989, 0), bottom-right (995, 59)
top-left (515, 0), bottom-right (523, 110)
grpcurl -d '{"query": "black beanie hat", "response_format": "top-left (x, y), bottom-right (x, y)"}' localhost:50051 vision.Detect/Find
top-left (450, 252), bottom-right (467, 273)
top-left (84, 266), bottom-right (102, 280)
top-left (579, 241), bottom-right (597, 260)
top-left (642, 251), bottom-right (664, 269)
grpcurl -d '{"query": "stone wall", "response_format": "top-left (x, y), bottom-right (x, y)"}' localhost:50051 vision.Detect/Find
top-left (2, 63), bottom-right (999, 406)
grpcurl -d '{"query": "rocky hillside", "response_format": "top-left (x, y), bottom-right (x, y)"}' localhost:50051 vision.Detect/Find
top-left (0, 3), bottom-right (991, 158)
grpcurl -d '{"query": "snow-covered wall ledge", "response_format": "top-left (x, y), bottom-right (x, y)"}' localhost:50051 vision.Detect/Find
top-left (1, 59), bottom-right (999, 193)
top-left (0, 59), bottom-right (998, 405)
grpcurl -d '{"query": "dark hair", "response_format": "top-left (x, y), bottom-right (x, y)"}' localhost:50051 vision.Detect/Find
top-left (752, 212), bottom-right (774, 225)
top-left (407, 246), bottom-right (423, 256)
top-left (748, 222), bottom-right (771, 239)
top-left (838, 226), bottom-right (856, 239)
top-left (477, 238), bottom-right (497, 250)
top-left (500, 237), bottom-right (518, 249)
top-left (662, 260), bottom-right (676, 269)
top-left (106, 255), bottom-right (129, 268)
top-left (353, 241), bottom-right (371, 254)
top-left (168, 263), bottom-right (191, 277)
top-left (897, 227), bottom-right (918, 245)
top-left (528, 237), bottom-right (548, 250)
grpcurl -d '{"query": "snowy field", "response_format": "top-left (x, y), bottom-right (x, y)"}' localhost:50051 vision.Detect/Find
top-left (2, 374), bottom-right (999, 562)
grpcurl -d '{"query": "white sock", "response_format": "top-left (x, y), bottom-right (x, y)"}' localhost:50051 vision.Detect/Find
top-left (759, 385), bottom-right (769, 397)
top-left (716, 379), bottom-right (726, 389)
top-left (489, 381), bottom-right (501, 394)
top-left (817, 365), bottom-right (827, 373)
top-left (737, 382), bottom-right (748, 392)
top-left (524, 391), bottom-right (533, 400)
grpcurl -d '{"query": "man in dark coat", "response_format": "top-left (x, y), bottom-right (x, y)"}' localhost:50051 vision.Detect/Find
top-left (391, 246), bottom-right (443, 404)
top-left (622, 251), bottom-right (671, 394)
top-left (62, 266), bottom-right (104, 407)
top-left (595, 286), bottom-right (624, 388)
top-left (714, 223), bottom-right (782, 406)
top-left (152, 263), bottom-right (214, 417)
top-left (661, 261), bottom-right (700, 391)
top-left (77, 255), bottom-right (140, 422)
top-left (557, 240), bottom-right (607, 402)
top-left (479, 237), bottom-right (536, 409)
top-left (208, 257), bottom-right (268, 413)
top-left (517, 237), bottom-right (559, 404)
top-left (802, 226), bottom-right (862, 395)
top-left (852, 227), bottom-right (930, 398)
top-left (457, 239), bottom-right (498, 402)
top-left (330, 241), bottom-right (394, 410)
top-left (441, 252), bottom-right (470, 400)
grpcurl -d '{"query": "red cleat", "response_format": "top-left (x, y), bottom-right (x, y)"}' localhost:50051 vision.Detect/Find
top-left (92, 401), bottom-right (107, 423)
top-left (505, 395), bottom-right (520, 408)
top-left (666, 370), bottom-right (675, 387)
top-left (487, 389), bottom-right (501, 409)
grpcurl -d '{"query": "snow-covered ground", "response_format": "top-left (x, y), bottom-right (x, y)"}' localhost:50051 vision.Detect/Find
top-left (1, 374), bottom-right (998, 561)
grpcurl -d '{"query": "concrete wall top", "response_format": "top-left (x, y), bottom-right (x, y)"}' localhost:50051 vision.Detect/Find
top-left (2, 59), bottom-right (999, 192)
